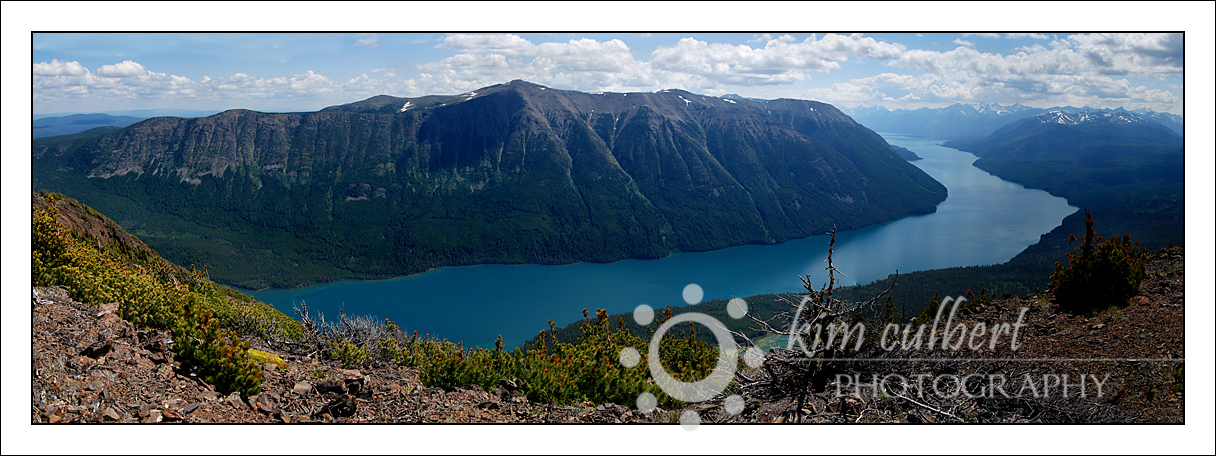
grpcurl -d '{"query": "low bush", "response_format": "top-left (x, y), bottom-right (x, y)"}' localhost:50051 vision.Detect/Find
top-left (1050, 210), bottom-right (1147, 312)
top-left (32, 193), bottom-right (273, 397)
top-left (248, 349), bottom-right (288, 370)
top-left (171, 294), bottom-right (265, 397)
top-left (365, 307), bottom-right (720, 407)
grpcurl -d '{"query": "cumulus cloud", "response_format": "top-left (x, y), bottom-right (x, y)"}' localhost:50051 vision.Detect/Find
top-left (33, 59), bottom-right (88, 76)
top-left (650, 34), bottom-right (905, 86)
top-left (1065, 33), bottom-right (1183, 73)
top-left (439, 34), bottom-right (537, 55)
top-left (97, 60), bottom-right (147, 78)
top-left (368, 33), bottom-right (1182, 114)
top-left (806, 63), bottom-right (1180, 114)
top-left (353, 33), bottom-right (380, 48)
top-left (802, 34), bottom-right (1185, 113)
top-left (34, 58), bottom-right (344, 110)
top-left (32, 33), bottom-right (1181, 115)
top-left (887, 33), bottom-right (1183, 82)
top-left (1005, 33), bottom-right (1049, 40)
top-left (962, 33), bottom-right (1048, 40)
top-left (418, 35), bottom-right (663, 94)
top-left (420, 33), bottom-right (910, 94)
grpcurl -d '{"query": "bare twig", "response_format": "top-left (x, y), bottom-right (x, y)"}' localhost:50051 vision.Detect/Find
top-left (895, 393), bottom-right (964, 422)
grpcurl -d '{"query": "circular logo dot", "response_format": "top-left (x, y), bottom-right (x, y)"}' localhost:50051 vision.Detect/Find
top-left (724, 394), bottom-right (745, 415)
top-left (682, 283), bottom-right (703, 305)
top-left (679, 409), bottom-right (701, 430)
top-left (618, 347), bottom-right (641, 368)
top-left (727, 297), bottom-right (748, 319)
top-left (633, 304), bottom-right (654, 326)
top-left (636, 392), bottom-right (657, 413)
top-left (743, 347), bottom-right (765, 368)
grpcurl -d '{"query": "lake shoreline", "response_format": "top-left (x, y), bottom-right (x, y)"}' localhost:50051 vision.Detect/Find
top-left (228, 205), bottom-right (946, 294)
top-left (243, 135), bottom-right (1076, 348)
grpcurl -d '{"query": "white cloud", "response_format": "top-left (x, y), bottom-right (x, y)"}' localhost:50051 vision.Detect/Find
top-left (31, 33), bottom-right (1182, 116)
top-left (1065, 33), bottom-right (1183, 73)
top-left (890, 33), bottom-right (1183, 78)
top-left (439, 34), bottom-right (537, 55)
top-left (650, 34), bottom-right (906, 86)
top-left (961, 33), bottom-right (1050, 41)
top-left (1005, 33), bottom-right (1049, 40)
top-left (353, 33), bottom-right (380, 48)
top-left (97, 60), bottom-right (148, 78)
top-left (33, 59), bottom-right (88, 76)
top-left (426, 33), bottom-right (906, 94)
top-left (953, 38), bottom-right (975, 47)
top-left (805, 65), bottom-right (1181, 114)
top-left (417, 35), bottom-right (663, 94)
top-left (34, 58), bottom-right (345, 110)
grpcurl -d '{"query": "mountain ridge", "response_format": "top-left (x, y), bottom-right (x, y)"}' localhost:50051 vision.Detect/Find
top-left (850, 103), bottom-right (1183, 140)
top-left (34, 80), bottom-right (946, 289)
top-left (33, 113), bottom-right (146, 138)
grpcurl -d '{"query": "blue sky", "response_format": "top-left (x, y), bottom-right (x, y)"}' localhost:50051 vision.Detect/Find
top-left (26, 26), bottom-right (1193, 116)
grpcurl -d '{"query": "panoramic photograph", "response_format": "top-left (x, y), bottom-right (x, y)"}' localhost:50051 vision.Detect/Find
top-left (9, 3), bottom-right (1212, 455)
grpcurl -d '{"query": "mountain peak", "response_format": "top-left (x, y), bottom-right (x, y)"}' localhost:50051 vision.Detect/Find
top-left (1033, 109), bottom-right (1156, 127)
top-left (35, 80), bottom-right (947, 288)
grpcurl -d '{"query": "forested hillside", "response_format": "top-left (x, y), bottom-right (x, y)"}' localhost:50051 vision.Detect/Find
top-left (33, 80), bottom-right (945, 289)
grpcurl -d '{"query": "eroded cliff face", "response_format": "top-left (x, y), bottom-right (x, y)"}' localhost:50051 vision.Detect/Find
top-left (33, 80), bottom-right (946, 289)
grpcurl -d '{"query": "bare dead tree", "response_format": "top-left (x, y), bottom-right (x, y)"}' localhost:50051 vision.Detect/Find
top-left (728, 227), bottom-right (900, 423)
top-left (723, 227), bottom-right (1139, 424)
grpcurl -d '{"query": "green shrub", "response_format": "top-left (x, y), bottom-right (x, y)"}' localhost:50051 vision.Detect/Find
top-left (33, 197), bottom-right (268, 397)
top-left (411, 308), bottom-right (720, 407)
top-left (327, 339), bottom-right (371, 368)
top-left (248, 349), bottom-right (288, 370)
top-left (1050, 210), bottom-right (1147, 313)
top-left (171, 294), bottom-right (265, 397)
top-left (33, 201), bottom-right (179, 327)
top-left (911, 287), bottom-right (995, 326)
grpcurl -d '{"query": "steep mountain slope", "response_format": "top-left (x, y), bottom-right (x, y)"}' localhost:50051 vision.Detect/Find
top-left (947, 110), bottom-right (1183, 191)
top-left (945, 109), bottom-right (1183, 253)
top-left (33, 80), bottom-right (946, 289)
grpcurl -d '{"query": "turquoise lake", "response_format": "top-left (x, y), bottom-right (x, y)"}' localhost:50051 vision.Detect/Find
top-left (245, 134), bottom-right (1077, 348)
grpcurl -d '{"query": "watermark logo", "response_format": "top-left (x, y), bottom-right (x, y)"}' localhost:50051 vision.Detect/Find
top-left (788, 296), bottom-right (1029, 357)
top-left (785, 295), bottom-right (1117, 401)
top-left (619, 284), bottom-right (765, 430)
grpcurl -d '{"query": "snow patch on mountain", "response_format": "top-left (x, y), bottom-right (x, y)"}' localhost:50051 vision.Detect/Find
top-left (1036, 110), bottom-right (1154, 126)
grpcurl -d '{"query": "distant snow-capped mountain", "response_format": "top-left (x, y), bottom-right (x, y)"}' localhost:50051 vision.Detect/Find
top-left (1035, 110), bottom-right (1158, 127)
top-left (848, 103), bottom-right (1182, 140)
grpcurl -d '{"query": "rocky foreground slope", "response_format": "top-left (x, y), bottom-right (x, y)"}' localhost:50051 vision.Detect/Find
top-left (32, 245), bottom-right (1183, 424)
